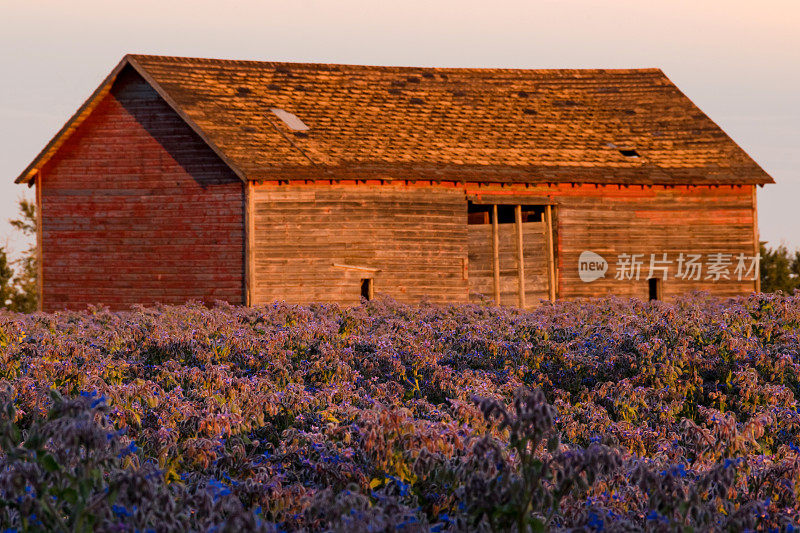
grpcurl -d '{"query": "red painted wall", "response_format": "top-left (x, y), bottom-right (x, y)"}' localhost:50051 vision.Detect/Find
top-left (39, 67), bottom-right (244, 311)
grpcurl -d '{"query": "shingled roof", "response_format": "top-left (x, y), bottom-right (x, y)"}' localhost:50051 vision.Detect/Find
top-left (16, 54), bottom-right (773, 186)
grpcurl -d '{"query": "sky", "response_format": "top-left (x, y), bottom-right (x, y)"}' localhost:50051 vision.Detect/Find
top-left (1, 0), bottom-right (798, 258)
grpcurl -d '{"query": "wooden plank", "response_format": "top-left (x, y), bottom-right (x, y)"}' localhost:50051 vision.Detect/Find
top-left (553, 184), bottom-right (755, 300)
top-left (492, 204), bottom-right (500, 304)
top-left (333, 263), bottom-right (381, 273)
top-left (469, 218), bottom-right (549, 308)
top-left (252, 184), bottom-right (469, 305)
top-left (365, 278), bottom-right (374, 300)
top-left (468, 224), bottom-right (492, 301)
top-left (467, 194), bottom-right (556, 205)
top-left (515, 205), bottom-right (525, 308)
top-left (545, 204), bottom-right (556, 302)
top-left (467, 183), bottom-right (759, 301)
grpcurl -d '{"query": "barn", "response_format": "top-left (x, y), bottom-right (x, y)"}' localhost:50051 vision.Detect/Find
top-left (14, 54), bottom-right (773, 312)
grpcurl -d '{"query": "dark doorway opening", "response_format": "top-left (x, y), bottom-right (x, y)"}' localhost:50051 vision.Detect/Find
top-left (648, 278), bottom-right (662, 301)
top-left (467, 202), bottom-right (545, 224)
top-left (361, 278), bottom-right (374, 301)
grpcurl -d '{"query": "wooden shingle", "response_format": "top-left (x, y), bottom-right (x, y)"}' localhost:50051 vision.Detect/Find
top-left (15, 54), bottom-right (773, 186)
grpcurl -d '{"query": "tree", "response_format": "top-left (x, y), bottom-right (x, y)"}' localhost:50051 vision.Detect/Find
top-left (760, 242), bottom-right (800, 294)
top-left (0, 247), bottom-right (15, 307)
top-left (1, 199), bottom-right (38, 312)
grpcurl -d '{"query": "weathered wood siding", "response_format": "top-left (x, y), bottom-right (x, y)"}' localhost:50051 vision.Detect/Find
top-left (467, 224), bottom-right (494, 303)
top-left (251, 183), bottom-right (468, 305)
top-left (465, 183), bottom-right (758, 300)
top-left (520, 223), bottom-right (551, 304)
top-left (38, 67), bottom-right (245, 311)
top-left (555, 185), bottom-right (757, 299)
top-left (468, 222), bottom-right (549, 307)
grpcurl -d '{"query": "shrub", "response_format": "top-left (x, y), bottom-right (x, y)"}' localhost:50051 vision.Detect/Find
top-left (1, 294), bottom-right (800, 530)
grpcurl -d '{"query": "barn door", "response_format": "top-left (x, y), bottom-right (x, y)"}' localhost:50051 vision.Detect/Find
top-left (467, 203), bottom-right (555, 308)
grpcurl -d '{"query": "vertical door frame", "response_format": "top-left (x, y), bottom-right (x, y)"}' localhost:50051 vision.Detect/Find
top-left (545, 204), bottom-right (557, 302)
top-left (491, 204), bottom-right (501, 305)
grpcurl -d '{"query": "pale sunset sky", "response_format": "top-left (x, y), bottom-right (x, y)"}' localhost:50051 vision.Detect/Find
top-left (1, 0), bottom-right (797, 257)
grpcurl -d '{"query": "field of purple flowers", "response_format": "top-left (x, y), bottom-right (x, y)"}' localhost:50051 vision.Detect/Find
top-left (1, 294), bottom-right (800, 531)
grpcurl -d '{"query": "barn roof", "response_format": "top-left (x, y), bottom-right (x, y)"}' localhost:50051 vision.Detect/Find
top-left (16, 54), bottom-right (773, 186)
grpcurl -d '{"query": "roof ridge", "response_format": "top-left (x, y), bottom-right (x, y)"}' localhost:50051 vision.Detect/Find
top-left (127, 54), bottom-right (664, 75)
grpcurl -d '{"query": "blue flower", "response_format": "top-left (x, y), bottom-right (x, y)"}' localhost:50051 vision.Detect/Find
top-left (112, 504), bottom-right (131, 517)
top-left (118, 441), bottom-right (137, 458)
top-left (387, 475), bottom-right (410, 497)
top-left (646, 510), bottom-right (669, 524)
top-left (207, 479), bottom-right (232, 501)
top-left (587, 511), bottom-right (604, 531)
top-left (90, 397), bottom-right (104, 408)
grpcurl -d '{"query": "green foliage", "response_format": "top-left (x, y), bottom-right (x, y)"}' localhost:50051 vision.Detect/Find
top-left (2, 198), bottom-right (38, 313)
top-left (760, 241), bottom-right (800, 294)
top-left (0, 389), bottom-right (270, 532)
top-left (0, 248), bottom-right (15, 307)
top-left (0, 390), bottom-right (119, 532)
top-left (9, 198), bottom-right (36, 236)
top-left (466, 390), bottom-right (621, 531)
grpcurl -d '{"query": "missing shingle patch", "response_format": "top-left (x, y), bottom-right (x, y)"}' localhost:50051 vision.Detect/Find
top-left (270, 108), bottom-right (310, 131)
top-left (619, 149), bottom-right (640, 158)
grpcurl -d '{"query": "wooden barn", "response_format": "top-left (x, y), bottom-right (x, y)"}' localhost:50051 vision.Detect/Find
top-left (14, 55), bottom-right (773, 312)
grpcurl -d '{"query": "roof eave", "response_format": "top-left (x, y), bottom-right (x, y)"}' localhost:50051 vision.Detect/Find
top-left (244, 163), bottom-right (775, 187)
